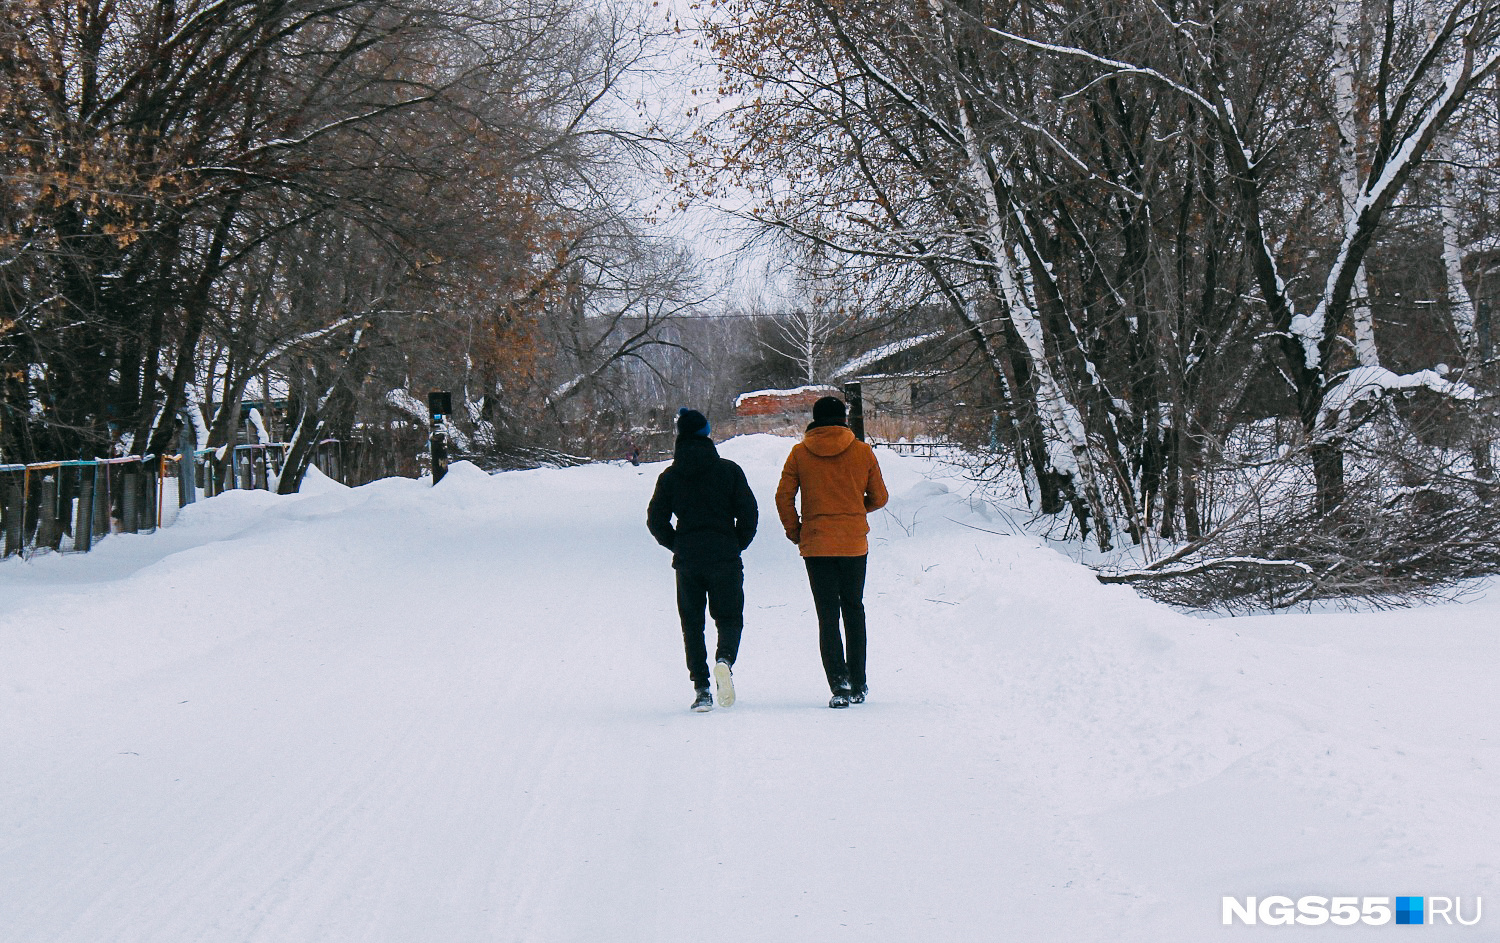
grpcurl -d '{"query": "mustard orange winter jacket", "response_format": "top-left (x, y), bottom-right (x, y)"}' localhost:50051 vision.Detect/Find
top-left (775, 424), bottom-right (889, 557)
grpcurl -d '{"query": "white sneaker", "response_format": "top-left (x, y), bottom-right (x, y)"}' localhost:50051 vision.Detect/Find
top-left (713, 660), bottom-right (735, 708)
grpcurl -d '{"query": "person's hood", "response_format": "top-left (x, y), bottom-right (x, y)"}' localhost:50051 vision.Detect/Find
top-left (803, 424), bottom-right (856, 457)
top-left (672, 433), bottom-right (720, 476)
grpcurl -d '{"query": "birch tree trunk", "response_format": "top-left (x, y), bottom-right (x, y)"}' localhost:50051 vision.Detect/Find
top-left (1331, 0), bottom-right (1380, 366)
top-left (955, 98), bottom-right (1114, 550)
top-left (1438, 133), bottom-right (1479, 352)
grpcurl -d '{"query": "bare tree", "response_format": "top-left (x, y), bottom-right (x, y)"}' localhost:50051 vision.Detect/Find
top-left (697, 0), bottom-right (1500, 600)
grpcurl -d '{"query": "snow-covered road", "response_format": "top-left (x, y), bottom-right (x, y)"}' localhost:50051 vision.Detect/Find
top-left (3, 435), bottom-right (1497, 941)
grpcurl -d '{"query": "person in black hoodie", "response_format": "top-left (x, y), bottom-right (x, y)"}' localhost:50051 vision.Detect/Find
top-left (647, 408), bottom-right (758, 711)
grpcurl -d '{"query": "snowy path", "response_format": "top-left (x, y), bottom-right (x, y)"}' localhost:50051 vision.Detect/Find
top-left (3, 436), bottom-right (1497, 941)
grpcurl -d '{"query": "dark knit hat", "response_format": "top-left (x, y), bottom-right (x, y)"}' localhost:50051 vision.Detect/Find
top-left (676, 407), bottom-right (711, 437)
top-left (811, 396), bottom-right (847, 423)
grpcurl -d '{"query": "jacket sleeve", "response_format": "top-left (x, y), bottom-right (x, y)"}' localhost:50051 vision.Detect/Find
top-left (775, 447), bottom-right (802, 540)
top-left (646, 471), bottom-right (676, 549)
top-left (863, 447), bottom-right (889, 512)
top-left (733, 465), bottom-right (758, 551)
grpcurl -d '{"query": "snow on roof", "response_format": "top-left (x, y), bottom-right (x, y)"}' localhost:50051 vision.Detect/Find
top-left (733, 385), bottom-right (839, 409)
top-left (551, 374), bottom-right (584, 400)
top-left (854, 371), bottom-right (945, 382)
top-left (831, 333), bottom-right (943, 379)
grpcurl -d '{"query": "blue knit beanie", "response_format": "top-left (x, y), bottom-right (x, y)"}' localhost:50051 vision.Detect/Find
top-left (676, 408), bottom-right (710, 437)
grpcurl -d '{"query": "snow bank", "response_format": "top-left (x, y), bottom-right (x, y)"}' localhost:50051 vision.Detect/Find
top-left (297, 463), bottom-right (348, 495)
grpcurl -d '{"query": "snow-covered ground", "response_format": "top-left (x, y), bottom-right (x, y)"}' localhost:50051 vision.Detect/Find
top-left (3, 435), bottom-right (1496, 941)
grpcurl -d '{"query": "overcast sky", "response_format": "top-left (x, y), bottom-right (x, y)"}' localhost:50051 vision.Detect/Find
top-left (614, 0), bottom-right (805, 313)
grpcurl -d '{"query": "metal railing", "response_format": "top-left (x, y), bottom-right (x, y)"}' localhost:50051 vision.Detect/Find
top-left (0, 439), bottom-right (343, 560)
top-left (876, 440), bottom-right (943, 458)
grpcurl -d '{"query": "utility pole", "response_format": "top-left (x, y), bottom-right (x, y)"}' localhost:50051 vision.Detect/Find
top-left (844, 381), bottom-right (865, 441)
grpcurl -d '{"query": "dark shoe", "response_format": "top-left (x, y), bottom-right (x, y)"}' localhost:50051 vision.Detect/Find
top-left (829, 691), bottom-right (851, 709)
top-left (713, 659), bottom-right (735, 708)
top-left (849, 686), bottom-right (867, 704)
top-left (691, 689), bottom-right (714, 712)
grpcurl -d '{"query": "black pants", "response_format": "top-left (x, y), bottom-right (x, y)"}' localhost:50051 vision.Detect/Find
top-left (676, 561), bottom-right (745, 690)
top-left (804, 555), bottom-right (867, 694)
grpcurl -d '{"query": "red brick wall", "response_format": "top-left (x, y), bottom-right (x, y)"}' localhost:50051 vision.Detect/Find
top-left (734, 387), bottom-right (838, 418)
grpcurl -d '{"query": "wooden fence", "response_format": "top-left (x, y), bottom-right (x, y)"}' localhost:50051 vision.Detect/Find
top-left (0, 440), bottom-right (343, 559)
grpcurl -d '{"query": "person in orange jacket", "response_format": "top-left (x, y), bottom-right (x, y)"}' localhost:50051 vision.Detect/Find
top-left (775, 396), bottom-right (889, 708)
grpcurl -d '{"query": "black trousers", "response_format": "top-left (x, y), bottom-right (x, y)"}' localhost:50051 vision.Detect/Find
top-left (804, 555), bottom-right (867, 694)
top-left (676, 560), bottom-right (745, 690)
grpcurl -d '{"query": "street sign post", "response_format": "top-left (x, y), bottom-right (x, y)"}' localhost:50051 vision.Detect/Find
top-left (428, 391), bottom-right (452, 484)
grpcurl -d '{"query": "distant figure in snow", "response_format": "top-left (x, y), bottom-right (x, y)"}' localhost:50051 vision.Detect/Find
top-left (647, 408), bottom-right (758, 712)
top-left (628, 442), bottom-right (641, 466)
top-left (776, 396), bottom-right (888, 708)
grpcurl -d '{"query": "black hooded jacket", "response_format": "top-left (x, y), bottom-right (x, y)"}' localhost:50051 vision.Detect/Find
top-left (647, 435), bottom-right (758, 568)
